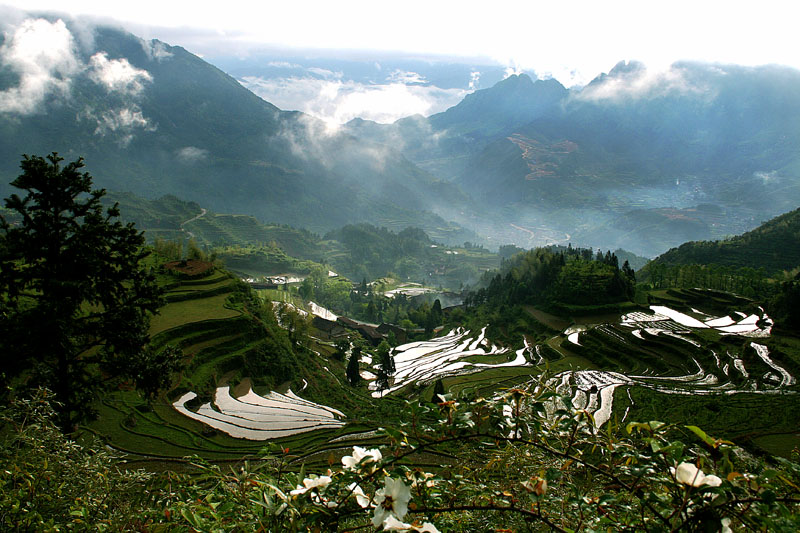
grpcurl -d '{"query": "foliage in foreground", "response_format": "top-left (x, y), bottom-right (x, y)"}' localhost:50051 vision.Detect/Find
top-left (0, 390), bottom-right (158, 531)
top-left (2, 387), bottom-right (799, 531)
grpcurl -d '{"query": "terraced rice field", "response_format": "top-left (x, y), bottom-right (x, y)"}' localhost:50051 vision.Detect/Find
top-left (544, 304), bottom-right (792, 428)
top-left (370, 297), bottom-right (793, 440)
top-left (150, 293), bottom-right (240, 335)
top-left (173, 386), bottom-right (345, 440)
top-left (370, 328), bottom-right (532, 398)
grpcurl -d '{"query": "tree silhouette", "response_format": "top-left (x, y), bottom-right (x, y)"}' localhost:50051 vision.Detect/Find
top-left (0, 153), bottom-right (181, 431)
top-left (346, 345), bottom-right (362, 386)
top-left (376, 339), bottom-right (395, 375)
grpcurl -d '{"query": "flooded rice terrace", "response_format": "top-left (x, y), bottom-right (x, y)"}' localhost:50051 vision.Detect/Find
top-left (174, 299), bottom-right (793, 439)
top-left (373, 303), bottom-right (792, 428)
top-left (549, 305), bottom-right (791, 427)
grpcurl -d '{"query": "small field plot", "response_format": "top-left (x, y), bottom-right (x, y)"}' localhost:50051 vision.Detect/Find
top-left (150, 294), bottom-right (240, 335)
top-left (174, 385), bottom-right (345, 440)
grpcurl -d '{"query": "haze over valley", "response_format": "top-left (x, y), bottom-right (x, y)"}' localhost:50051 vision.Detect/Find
top-left (3, 7), bottom-right (800, 256)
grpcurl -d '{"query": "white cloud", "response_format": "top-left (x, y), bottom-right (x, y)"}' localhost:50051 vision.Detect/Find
top-left (0, 16), bottom-right (156, 143)
top-left (92, 106), bottom-right (150, 133)
top-left (306, 66), bottom-right (341, 79)
top-left (140, 38), bottom-right (172, 61)
top-left (267, 60), bottom-right (302, 68)
top-left (3, 1), bottom-right (798, 90)
top-left (81, 105), bottom-right (154, 145)
top-left (177, 146), bottom-right (209, 162)
top-left (754, 170), bottom-right (777, 184)
top-left (468, 70), bottom-right (480, 90)
top-left (386, 70), bottom-right (427, 84)
top-left (88, 52), bottom-right (152, 95)
top-left (240, 75), bottom-right (467, 124)
top-left (576, 63), bottom-right (712, 102)
top-left (0, 18), bottom-right (80, 114)
top-left (84, 50), bottom-right (153, 143)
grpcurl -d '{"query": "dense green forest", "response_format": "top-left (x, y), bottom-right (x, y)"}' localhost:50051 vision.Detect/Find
top-left (466, 246), bottom-right (636, 310)
top-left (652, 206), bottom-right (800, 274)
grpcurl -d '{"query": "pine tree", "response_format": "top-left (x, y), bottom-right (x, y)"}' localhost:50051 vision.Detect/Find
top-left (346, 345), bottom-right (362, 386)
top-left (0, 153), bottom-right (182, 430)
top-left (432, 378), bottom-right (446, 401)
top-left (376, 339), bottom-right (394, 375)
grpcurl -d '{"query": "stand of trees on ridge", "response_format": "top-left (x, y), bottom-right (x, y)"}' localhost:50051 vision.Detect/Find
top-left (465, 246), bottom-right (636, 310)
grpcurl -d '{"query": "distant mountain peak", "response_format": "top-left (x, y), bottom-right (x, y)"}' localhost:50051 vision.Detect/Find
top-left (495, 73), bottom-right (535, 87)
top-left (585, 59), bottom-right (648, 89)
top-left (608, 60), bottom-right (647, 77)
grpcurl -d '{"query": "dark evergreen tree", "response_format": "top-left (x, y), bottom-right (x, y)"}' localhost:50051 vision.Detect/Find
top-left (622, 260), bottom-right (636, 282)
top-left (346, 346), bottom-right (362, 386)
top-left (333, 337), bottom-right (350, 361)
top-left (432, 299), bottom-right (443, 321)
top-left (770, 272), bottom-right (800, 329)
top-left (386, 331), bottom-right (398, 347)
top-left (376, 339), bottom-right (394, 375)
top-left (0, 154), bottom-right (182, 430)
top-left (432, 378), bottom-right (446, 401)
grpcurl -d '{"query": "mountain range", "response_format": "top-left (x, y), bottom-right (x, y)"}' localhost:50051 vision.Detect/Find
top-left (0, 20), bottom-right (472, 243)
top-left (2, 17), bottom-right (800, 257)
top-left (346, 61), bottom-right (800, 255)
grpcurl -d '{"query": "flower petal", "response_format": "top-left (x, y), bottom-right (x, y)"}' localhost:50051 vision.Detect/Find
top-left (675, 462), bottom-right (704, 487)
top-left (372, 505), bottom-right (390, 528)
top-left (348, 482), bottom-right (372, 508)
top-left (383, 515), bottom-right (413, 530)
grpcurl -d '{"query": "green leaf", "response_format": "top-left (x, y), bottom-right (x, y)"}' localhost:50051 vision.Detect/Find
top-left (685, 425), bottom-right (715, 447)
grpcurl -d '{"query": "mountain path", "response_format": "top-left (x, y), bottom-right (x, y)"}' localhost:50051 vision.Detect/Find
top-left (180, 208), bottom-right (207, 239)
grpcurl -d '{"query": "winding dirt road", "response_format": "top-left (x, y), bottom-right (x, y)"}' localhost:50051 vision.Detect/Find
top-left (180, 208), bottom-right (207, 239)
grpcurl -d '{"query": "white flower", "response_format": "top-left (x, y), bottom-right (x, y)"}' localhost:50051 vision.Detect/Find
top-left (721, 517), bottom-right (733, 533)
top-left (289, 475), bottom-right (332, 496)
top-left (380, 515), bottom-right (441, 532)
top-left (671, 462), bottom-right (722, 488)
top-left (372, 476), bottom-right (412, 527)
top-left (348, 482), bottom-right (372, 508)
top-left (342, 446), bottom-right (383, 471)
top-left (382, 515), bottom-right (413, 530)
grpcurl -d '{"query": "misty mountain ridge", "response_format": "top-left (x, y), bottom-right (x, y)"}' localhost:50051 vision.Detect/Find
top-left (650, 205), bottom-right (800, 274)
top-left (2, 15), bottom-right (800, 257)
top-left (345, 61), bottom-right (800, 255)
top-left (0, 18), bottom-right (474, 243)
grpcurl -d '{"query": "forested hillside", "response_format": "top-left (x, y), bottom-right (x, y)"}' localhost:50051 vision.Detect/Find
top-left (468, 247), bottom-right (635, 310)
top-left (651, 206), bottom-right (800, 273)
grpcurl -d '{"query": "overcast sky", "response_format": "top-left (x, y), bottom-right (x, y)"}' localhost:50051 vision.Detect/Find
top-left (2, 0), bottom-right (798, 87)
